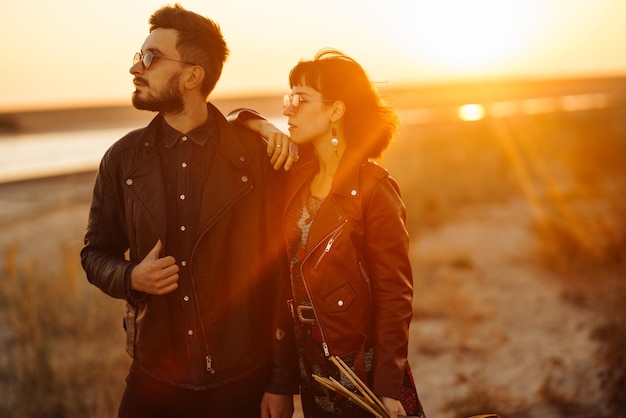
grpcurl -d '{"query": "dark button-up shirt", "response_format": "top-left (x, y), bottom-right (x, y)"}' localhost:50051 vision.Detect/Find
top-left (157, 115), bottom-right (218, 383)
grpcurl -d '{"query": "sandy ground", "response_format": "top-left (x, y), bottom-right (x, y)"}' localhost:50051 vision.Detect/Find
top-left (0, 175), bottom-right (606, 417)
top-left (408, 201), bottom-right (605, 417)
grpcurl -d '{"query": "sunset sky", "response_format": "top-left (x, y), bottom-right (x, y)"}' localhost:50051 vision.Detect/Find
top-left (1, 0), bottom-right (626, 111)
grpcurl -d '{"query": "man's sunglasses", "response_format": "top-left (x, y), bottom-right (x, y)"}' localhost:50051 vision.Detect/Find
top-left (133, 51), bottom-right (196, 70)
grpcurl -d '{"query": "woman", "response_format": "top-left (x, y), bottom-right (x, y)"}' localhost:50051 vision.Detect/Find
top-left (231, 49), bottom-right (425, 418)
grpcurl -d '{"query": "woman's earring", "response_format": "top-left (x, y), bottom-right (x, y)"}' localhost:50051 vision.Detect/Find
top-left (331, 127), bottom-right (339, 147)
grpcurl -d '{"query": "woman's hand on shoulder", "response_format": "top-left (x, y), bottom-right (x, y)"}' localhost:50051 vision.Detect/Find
top-left (261, 121), bottom-right (298, 171)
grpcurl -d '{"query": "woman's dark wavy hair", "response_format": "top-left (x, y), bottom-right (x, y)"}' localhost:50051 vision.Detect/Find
top-left (288, 49), bottom-right (399, 159)
top-left (149, 4), bottom-right (229, 97)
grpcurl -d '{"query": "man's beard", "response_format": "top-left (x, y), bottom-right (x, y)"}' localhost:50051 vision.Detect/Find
top-left (132, 73), bottom-right (184, 114)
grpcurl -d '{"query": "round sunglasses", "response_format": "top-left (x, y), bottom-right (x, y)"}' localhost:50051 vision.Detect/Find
top-left (133, 51), bottom-right (196, 70)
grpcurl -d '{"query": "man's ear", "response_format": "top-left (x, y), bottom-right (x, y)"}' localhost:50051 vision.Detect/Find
top-left (330, 100), bottom-right (346, 122)
top-left (184, 65), bottom-right (205, 90)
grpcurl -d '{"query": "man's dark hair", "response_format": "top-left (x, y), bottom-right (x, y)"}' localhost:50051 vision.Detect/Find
top-left (149, 4), bottom-right (229, 97)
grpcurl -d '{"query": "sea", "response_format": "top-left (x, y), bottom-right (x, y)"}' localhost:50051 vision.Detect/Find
top-left (1, 76), bottom-right (624, 184)
top-left (0, 119), bottom-right (289, 184)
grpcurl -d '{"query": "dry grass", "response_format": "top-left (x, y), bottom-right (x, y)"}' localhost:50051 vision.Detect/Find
top-left (382, 105), bottom-right (626, 417)
top-left (0, 239), bottom-right (129, 417)
top-left (516, 109), bottom-right (626, 417)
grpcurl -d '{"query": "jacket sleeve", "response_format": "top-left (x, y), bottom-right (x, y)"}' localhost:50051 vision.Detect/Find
top-left (363, 176), bottom-right (413, 399)
top-left (266, 233), bottom-right (300, 394)
top-left (80, 149), bottom-right (145, 304)
top-left (226, 108), bottom-right (267, 124)
top-left (266, 192), bottom-right (300, 394)
top-left (239, 125), bottom-right (299, 394)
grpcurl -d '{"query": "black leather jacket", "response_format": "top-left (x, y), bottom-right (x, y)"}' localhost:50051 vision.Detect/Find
top-left (81, 103), bottom-right (296, 391)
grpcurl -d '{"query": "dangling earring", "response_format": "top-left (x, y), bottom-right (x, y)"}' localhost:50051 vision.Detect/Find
top-left (331, 127), bottom-right (339, 147)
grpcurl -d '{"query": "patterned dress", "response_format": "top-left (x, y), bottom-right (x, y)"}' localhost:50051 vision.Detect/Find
top-left (284, 188), bottom-right (424, 418)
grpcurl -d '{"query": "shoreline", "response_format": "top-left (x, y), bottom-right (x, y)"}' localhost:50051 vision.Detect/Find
top-left (0, 171), bottom-right (95, 226)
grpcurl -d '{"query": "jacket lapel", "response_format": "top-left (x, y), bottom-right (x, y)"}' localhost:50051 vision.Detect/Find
top-left (285, 152), bottom-right (363, 252)
top-left (195, 104), bottom-right (253, 241)
top-left (125, 119), bottom-right (167, 240)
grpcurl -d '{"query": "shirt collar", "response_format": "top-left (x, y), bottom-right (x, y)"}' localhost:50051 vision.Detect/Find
top-left (159, 111), bottom-right (215, 148)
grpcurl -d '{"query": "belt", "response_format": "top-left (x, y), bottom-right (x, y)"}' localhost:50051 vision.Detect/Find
top-left (288, 300), bottom-right (317, 324)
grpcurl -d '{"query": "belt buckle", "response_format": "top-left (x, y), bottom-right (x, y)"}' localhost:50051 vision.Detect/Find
top-left (296, 305), bottom-right (316, 324)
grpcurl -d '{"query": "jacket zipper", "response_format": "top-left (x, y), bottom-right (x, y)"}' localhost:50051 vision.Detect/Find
top-left (193, 184), bottom-right (253, 375)
top-left (313, 220), bottom-right (347, 270)
top-left (300, 219), bottom-right (347, 357)
top-left (206, 355), bottom-right (215, 374)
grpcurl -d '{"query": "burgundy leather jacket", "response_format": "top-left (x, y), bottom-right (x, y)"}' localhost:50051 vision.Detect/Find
top-left (285, 149), bottom-right (414, 399)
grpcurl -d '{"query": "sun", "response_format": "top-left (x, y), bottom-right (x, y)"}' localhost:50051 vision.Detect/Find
top-left (380, 1), bottom-right (541, 74)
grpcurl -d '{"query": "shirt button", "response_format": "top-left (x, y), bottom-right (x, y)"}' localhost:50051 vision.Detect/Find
top-left (241, 175), bottom-right (248, 183)
top-left (181, 162), bottom-right (188, 168)
top-left (180, 225), bottom-right (186, 231)
top-left (337, 300), bottom-right (344, 307)
top-left (181, 136), bottom-right (188, 142)
top-left (125, 179), bottom-right (133, 186)
top-left (183, 296), bottom-right (190, 302)
top-left (181, 261), bottom-right (187, 267)
top-left (187, 330), bottom-right (193, 336)
top-left (179, 194), bottom-right (186, 200)
top-left (351, 190), bottom-right (357, 196)
top-left (239, 156), bottom-right (246, 162)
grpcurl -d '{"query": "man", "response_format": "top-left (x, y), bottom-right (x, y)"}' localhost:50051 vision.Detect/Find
top-left (80, 4), bottom-right (296, 417)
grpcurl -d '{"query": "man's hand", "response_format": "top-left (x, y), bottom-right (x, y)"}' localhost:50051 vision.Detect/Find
top-left (261, 121), bottom-right (298, 171)
top-left (130, 240), bottom-right (179, 295)
top-left (260, 392), bottom-right (294, 418)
